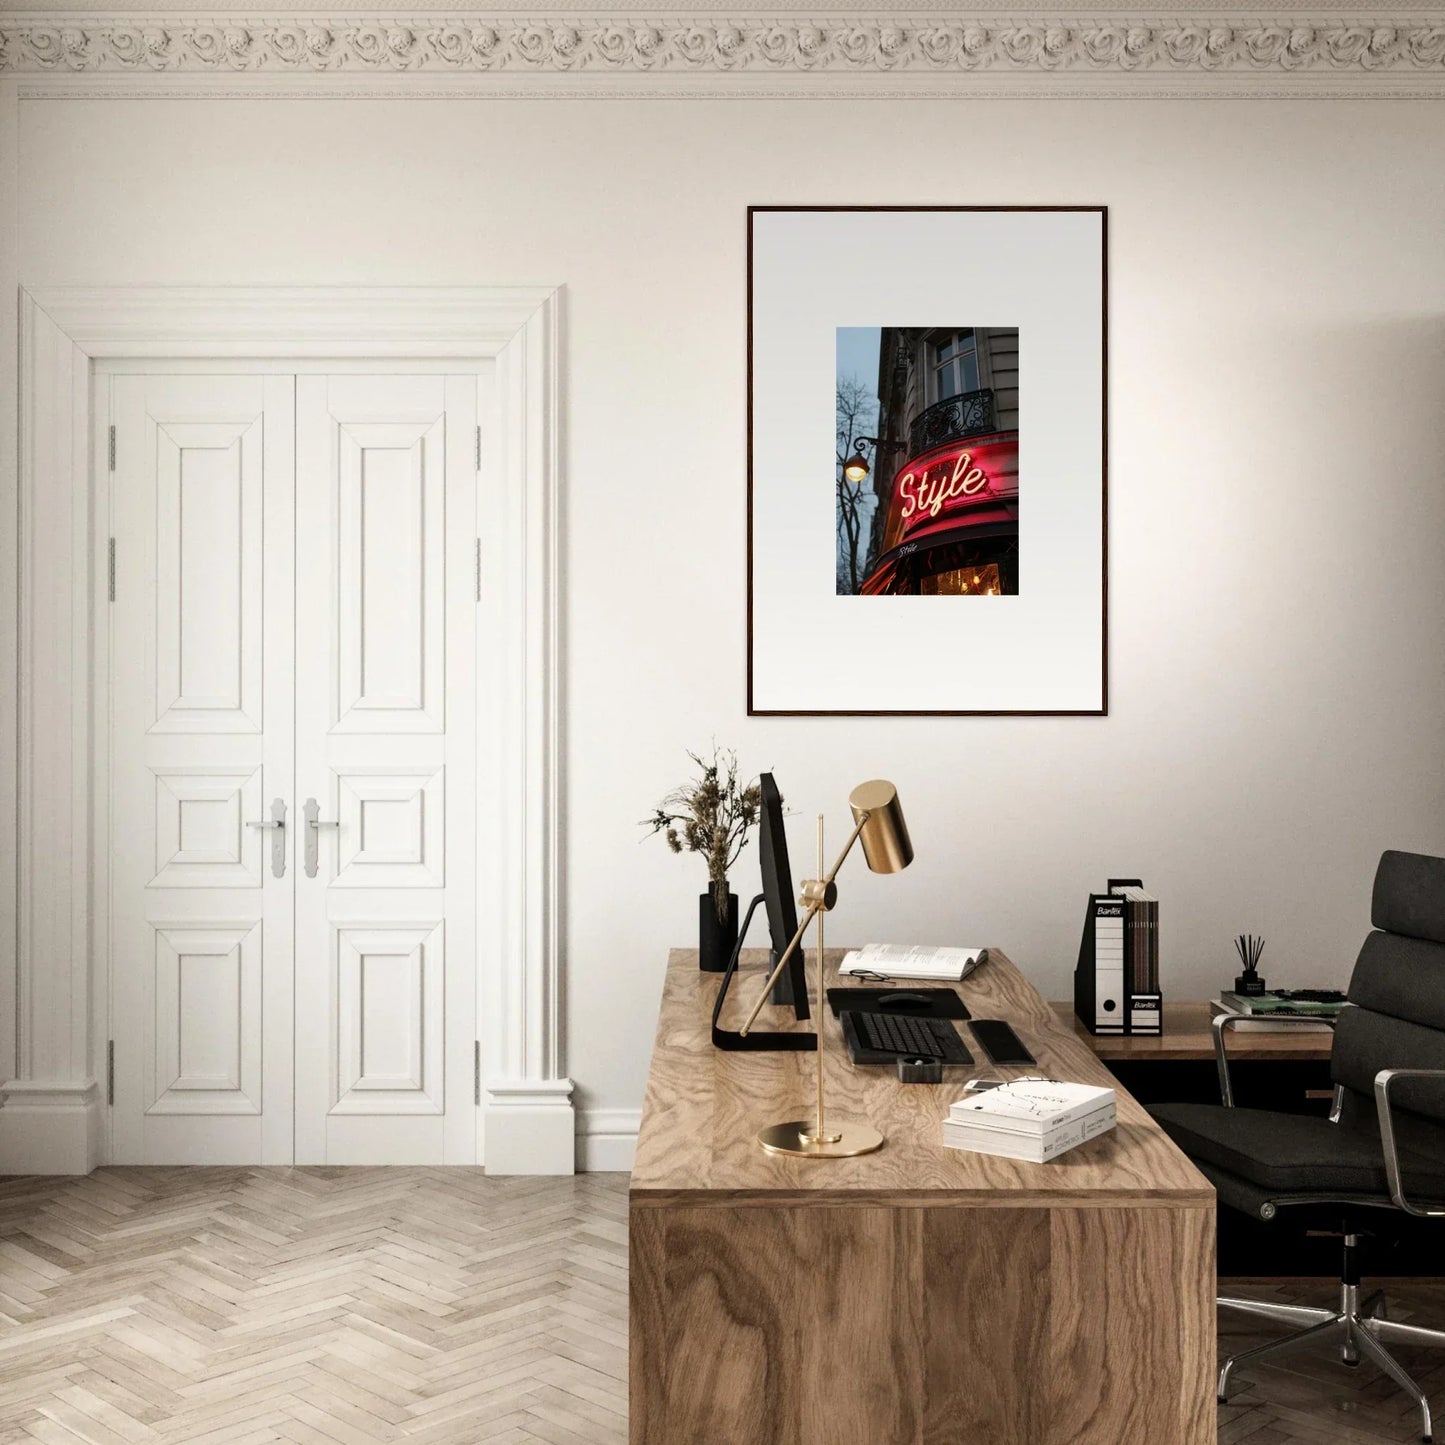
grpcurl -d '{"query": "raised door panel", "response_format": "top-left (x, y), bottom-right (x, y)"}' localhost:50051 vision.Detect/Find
top-left (150, 767), bottom-right (263, 888)
top-left (294, 373), bottom-right (478, 1166)
top-left (149, 922), bottom-right (262, 1115)
top-left (332, 766), bottom-right (444, 889)
top-left (335, 422), bottom-right (444, 733)
top-left (108, 373), bottom-right (295, 1166)
top-left (333, 921), bottom-right (444, 1114)
top-left (151, 420), bottom-right (263, 733)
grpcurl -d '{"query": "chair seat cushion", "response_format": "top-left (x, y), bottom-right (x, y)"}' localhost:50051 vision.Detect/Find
top-left (1149, 1102), bottom-right (1445, 1198)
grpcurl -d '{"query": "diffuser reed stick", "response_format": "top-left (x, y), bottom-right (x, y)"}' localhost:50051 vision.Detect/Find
top-left (1233, 934), bottom-right (1266, 995)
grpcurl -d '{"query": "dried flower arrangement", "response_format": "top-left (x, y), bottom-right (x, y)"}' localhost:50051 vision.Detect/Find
top-left (643, 747), bottom-right (763, 923)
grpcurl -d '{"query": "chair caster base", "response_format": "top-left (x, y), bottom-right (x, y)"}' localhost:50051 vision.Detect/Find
top-left (1217, 1283), bottom-right (1442, 1445)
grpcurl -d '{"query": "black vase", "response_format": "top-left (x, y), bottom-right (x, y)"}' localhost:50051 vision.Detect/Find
top-left (699, 888), bottom-right (739, 972)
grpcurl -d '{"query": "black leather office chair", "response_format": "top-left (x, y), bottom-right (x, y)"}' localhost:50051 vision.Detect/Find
top-left (1151, 849), bottom-right (1445, 1443)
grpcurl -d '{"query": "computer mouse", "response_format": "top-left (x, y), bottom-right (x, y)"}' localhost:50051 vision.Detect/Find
top-left (877, 991), bottom-right (932, 1010)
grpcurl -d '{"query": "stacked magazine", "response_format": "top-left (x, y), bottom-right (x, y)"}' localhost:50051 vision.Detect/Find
top-left (943, 1079), bottom-right (1117, 1163)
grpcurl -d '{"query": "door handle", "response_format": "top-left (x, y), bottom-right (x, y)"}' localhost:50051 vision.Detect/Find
top-left (246, 797), bottom-right (288, 879)
top-left (303, 797), bottom-right (340, 879)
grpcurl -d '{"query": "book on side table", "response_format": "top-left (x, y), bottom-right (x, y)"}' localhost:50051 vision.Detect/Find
top-left (942, 1079), bottom-right (1116, 1163)
top-left (1210, 989), bottom-right (1345, 1033)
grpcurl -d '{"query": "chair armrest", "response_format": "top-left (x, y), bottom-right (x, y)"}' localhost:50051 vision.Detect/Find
top-left (1374, 1068), bottom-right (1445, 1218)
top-left (1212, 1011), bottom-right (1337, 1108)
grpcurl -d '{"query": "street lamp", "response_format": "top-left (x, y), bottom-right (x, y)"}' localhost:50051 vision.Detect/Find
top-left (841, 434), bottom-right (905, 484)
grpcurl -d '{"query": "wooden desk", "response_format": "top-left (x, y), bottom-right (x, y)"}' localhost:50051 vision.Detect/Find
top-left (630, 949), bottom-right (1215, 1445)
top-left (1053, 999), bottom-right (1334, 1063)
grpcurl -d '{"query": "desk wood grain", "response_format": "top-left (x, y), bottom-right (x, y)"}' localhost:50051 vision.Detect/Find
top-left (629, 949), bottom-right (1215, 1445)
top-left (631, 949), bottom-right (1213, 1207)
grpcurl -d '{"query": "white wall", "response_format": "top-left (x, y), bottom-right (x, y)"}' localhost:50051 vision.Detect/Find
top-left (16, 95), bottom-right (1445, 1145)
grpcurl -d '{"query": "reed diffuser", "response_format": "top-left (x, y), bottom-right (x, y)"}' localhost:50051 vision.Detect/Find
top-left (1234, 934), bottom-right (1266, 997)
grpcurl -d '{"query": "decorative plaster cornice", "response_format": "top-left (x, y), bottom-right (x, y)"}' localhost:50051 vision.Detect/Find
top-left (2, 13), bottom-right (1445, 86)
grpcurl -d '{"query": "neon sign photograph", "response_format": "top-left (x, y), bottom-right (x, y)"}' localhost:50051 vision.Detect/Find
top-left (836, 326), bottom-right (1019, 597)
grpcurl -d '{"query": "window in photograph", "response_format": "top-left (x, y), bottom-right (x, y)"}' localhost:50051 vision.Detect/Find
top-left (932, 330), bottom-right (980, 401)
top-left (919, 563), bottom-right (1001, 596)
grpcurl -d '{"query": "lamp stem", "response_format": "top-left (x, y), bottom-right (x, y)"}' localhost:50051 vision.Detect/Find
top-left (736, 901), bottom-right (820, 1037)
top-left (815, 814), bottom-right (827, 1143)
top-left (799, 814), bottom-right (840, 1147)
top-left (736, 811), bottom-right (871, 1037)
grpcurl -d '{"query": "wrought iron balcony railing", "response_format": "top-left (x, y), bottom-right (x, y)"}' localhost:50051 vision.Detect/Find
top-left (907, 387), bottom-right (997, 456)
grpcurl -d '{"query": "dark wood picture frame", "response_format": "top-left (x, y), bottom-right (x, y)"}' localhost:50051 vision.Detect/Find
top-left (745, 204), bottom-right (1109, 717)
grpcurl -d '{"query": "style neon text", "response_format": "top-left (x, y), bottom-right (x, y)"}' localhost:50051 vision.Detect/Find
top-left (897, 451), bottom-right (990, 524)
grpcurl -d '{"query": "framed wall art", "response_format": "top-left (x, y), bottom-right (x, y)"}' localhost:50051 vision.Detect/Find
top-left (747, 205), bottom-right (1107, 716)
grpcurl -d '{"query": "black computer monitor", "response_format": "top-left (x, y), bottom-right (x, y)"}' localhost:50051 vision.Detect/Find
top-left (758, 773), bottom-right (810, 1019)
top-left (709, 772), bottom-right (816, 1051)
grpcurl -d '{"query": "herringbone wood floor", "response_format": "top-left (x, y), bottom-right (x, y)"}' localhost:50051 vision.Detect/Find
top-left (2, 1170), bottom-right (1444, 1443)
top-left (0, 1169), bottom-right (628, 1445)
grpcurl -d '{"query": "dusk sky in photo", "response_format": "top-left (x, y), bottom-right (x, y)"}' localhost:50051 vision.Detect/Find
top-left (835, 326), bottom-right (881, 400)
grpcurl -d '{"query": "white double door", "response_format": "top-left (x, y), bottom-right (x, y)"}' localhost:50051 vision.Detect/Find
top-left (108, 369), bottom-right (480, 1165)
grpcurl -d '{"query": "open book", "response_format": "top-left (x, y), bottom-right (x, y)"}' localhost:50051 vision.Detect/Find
top-left (838, 943), bottom-right (986, 982)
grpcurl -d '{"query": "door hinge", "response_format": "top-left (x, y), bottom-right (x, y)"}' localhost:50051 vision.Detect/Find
top-left (474, 1041), bottom-right (481, 1106)
top-left (474, 538), bottom-right (482, 602)
top-left (106, 1040), bottom-right (115, 1106)
top-left (107, 425), bottom-right (116, 472)
top-left (107, 538), bottom-right (116, 602)
top-left (475, 424), bottom-right (482, 473)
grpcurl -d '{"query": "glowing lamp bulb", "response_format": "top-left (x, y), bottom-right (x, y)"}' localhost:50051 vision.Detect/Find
top-left (843, 451), bottom-right (870, 484)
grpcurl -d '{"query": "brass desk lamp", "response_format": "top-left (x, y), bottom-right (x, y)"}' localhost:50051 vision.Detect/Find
top-left (738, 779), bottom-right (913, 1158)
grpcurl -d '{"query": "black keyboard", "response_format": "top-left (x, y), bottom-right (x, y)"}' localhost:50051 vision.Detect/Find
top-left (842, 1011), bottom-right (974, 1065)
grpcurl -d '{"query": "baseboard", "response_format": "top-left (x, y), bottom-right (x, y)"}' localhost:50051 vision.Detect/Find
top-left (0, 1077), bottom-right (637, 1176)
top-left (0, 1080), bottom-right (103, 1175)
top-left (483, 1078), bottom-right (576, 1175)
top-left (577, 1108), bottom-right (639, 1173)
top-left (0, 1078), bottom-right (635, 1176)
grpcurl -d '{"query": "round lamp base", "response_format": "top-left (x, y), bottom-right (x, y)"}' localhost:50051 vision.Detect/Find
top-left (756, 1119), bottom-right (884, 1159)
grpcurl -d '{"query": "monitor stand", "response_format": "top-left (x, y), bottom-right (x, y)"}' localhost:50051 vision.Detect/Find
top-left (711, 894), bottom-right (817, 1052)
top-left (770, 948), bottom-right (807, 1010)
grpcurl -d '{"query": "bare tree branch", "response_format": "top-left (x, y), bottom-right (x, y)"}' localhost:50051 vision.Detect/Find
top-left (836, 374), bottom-right (878, 596)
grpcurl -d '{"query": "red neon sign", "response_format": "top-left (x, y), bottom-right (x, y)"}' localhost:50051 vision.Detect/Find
top-left (898, 450), bottom-right (991, 524)
top-left (884, 433), bottom-right (1019, 551)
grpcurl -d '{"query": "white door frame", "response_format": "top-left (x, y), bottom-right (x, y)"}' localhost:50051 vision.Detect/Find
top-left (2, 286), bottom-right (573, 1175)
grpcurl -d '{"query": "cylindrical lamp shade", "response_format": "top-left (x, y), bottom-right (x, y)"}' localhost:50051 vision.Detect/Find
top-left (848, 780), bottom-right (913, 874)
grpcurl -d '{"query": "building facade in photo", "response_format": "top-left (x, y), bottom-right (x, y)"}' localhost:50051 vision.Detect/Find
top-left (860, 327), bottom-right (1020, 596)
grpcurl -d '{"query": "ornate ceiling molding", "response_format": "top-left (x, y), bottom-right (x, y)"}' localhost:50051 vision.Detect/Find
top-left (2, 14), bottom-right (1444, 88)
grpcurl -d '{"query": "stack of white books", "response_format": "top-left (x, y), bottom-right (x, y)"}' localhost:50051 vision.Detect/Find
top-left (943, 1079), bottom-right (1117, 1163)
top-left (838, 943), bottom-right (985, 982)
